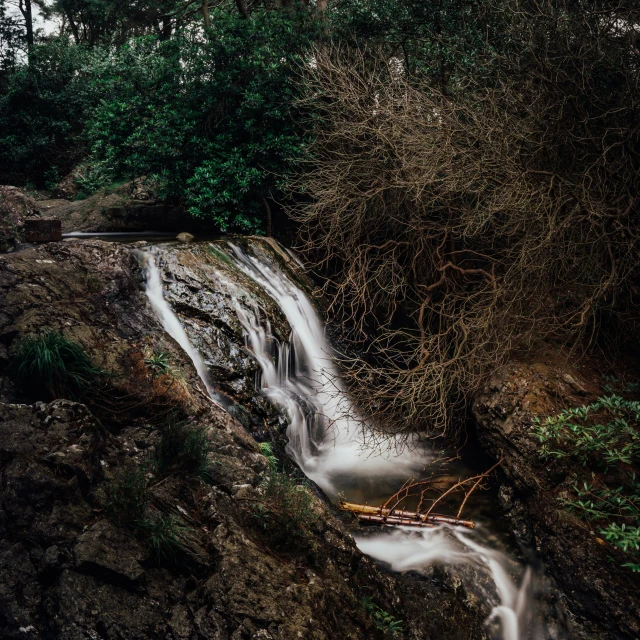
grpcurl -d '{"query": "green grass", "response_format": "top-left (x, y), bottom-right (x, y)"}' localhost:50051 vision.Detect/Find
top-left (253, 449), bottom-right (318, 552)
top-left (534, 395), bottom-right (640, 570)
top-left (11, 330), bottom-right (102, 400)
top-left (107, 467), bottom-right (188, 563)
top-left (154, 415), bottom-right (212, 479)
top-left (361, 597), bottom-right (404, 637)
top-left (107, 467), bottom-right (149, 523)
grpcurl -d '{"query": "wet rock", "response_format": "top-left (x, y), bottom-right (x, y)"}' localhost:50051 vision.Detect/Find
top-left (0, 186), bottom-right (40, 251)
top-left (0, 238), bottom-right (495, 640)
top-left (24, 218), bottom-right (62, 243)
top-left (177, 232), bottom-right (195, 242)
top-left (473, 352), bottom-right (640, 638)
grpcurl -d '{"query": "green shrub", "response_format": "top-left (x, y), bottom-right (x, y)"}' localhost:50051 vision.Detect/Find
top-left (154, 416), bottom-right (212, 479)
top-left (534, 395), bottom-right (640, 570)
top-left (75, 160), bottom-right (115, 195)
top-left (361, 597), bottom-right (404, 637)
top-left (10, 330), bottom-right (102, 400)
top-left (144, 350), bottom-right (174, 378)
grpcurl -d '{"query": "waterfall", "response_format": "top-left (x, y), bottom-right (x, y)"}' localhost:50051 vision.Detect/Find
top-left (142, 250), bottom-right (221, 404)
top-left (222, 242), bottom-right (427, 497)
top-left (145, 240), bottom-right (545, 640)
top-left (356, 527), bottom-right (538, 640)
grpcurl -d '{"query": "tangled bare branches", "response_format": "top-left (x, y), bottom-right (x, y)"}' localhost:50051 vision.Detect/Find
top-left (291, 0), bottom-right (640, 435)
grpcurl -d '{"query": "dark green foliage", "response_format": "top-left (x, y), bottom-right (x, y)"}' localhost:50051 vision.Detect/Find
top-left (361, 597), bottom-right (404, 637)
top-left (535, 395), bottom-right (640, 571)
top-left (0, 41), bottom-right (96, 185)
top-left (10, 330), bottom-right (102, 400)
top-left (154, 416), bottom-right (212, 479)
top-left (84, 8), bottom-right (319, 232)
top-left (330, 0), bottom-right (490, 87)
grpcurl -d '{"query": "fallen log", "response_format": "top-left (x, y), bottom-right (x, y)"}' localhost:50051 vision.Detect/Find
top-left (339, 501), bottom-right (475, 529)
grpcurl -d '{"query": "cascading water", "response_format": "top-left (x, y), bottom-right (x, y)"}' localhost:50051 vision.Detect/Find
top-left (146, 240), bottom-right (550, 640)
top-left (142, 250), bottom-right (221, 405)
top-left (221, 242), bottom-right (428, 497)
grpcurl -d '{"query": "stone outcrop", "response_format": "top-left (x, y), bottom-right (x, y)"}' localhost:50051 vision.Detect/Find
top-left (473, 352), bottom-right (640, 639)
top-left (0, 238), bottom-right (492, 640)
top-left (0, 186), bottom-right (40, 251)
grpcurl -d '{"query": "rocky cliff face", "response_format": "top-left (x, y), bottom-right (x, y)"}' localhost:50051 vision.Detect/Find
top-left (473, 352), bottom-right (640, 639)
top-left (0, 239), bottom-right (491, 640)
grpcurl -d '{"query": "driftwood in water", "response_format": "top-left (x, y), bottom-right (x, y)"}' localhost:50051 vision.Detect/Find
top-left (339, 460), bottom-right (503, 530)
top-left (339, 501), bottom-right (475, 529)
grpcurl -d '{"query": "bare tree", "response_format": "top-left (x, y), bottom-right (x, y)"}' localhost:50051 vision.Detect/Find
top-left (291, 3), bottom-right (640, 436)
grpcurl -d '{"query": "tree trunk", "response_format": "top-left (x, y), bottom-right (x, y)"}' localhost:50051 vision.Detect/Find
top-left (202, 0), bottom-right (211, 28)
top-left (261, 197), bottom-right (273, 237)
top-left (19, 0), bottom-right (34, 49)
top-left (160, 16), bottom-right (173, 40)
top-left (316, 0), bottom-right (328, 11)
top-left (65, 9), bottom-right (80, 43)
top-left (235, 0), bottom-right (249, 19)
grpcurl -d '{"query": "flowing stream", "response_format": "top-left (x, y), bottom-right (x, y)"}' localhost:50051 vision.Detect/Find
top-left (143, 241), bottom-right (551, 640)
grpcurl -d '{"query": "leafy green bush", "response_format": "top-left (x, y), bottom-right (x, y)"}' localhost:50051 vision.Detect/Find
top-left (534, 395), bottom-right (640, 570)
top-left (0, 40), bottom-right (97, 186)
top-left (10, 330), bottom-right (102, 400)
top-left (75, 160), bottom-right (115, 196)
top-left (84, 8), bottom-right (319, 233)
top-left (154, 416), bottom-right (212, 479)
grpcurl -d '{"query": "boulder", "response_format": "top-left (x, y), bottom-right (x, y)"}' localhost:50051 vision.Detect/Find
top-left (53, 170), bottom-right (81, 200)
top-left (473, 354), bottom-right (640, 638)
top-left (176, 232), bottom-right (195, 242)
top-left (0, 186), bottom-right (40, 251)
top-left (74, 520), bottom-right (146, 584)
top-left (24, 218), bottom-right (62, 243)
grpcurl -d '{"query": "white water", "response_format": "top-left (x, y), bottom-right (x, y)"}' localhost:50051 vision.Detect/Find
top-left (146, 240), bottom-right (544, 640)
top-left (222, 242), bottom-right (427, 496)
top-left (356, 527), bottom-right (537, 640)
top-left (142, 250), bottom-right (220, 404)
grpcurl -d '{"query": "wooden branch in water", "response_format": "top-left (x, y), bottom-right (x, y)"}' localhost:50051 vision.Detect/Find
top-left (339, 501), bottom-right (475, 529)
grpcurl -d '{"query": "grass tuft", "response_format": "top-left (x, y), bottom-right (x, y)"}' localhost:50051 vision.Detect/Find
top-left (154, 415), bottom-right (212, 479)
top-left (11, 330), bottom-right (102, 400)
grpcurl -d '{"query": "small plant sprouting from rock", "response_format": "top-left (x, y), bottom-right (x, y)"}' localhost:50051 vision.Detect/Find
top-left (107, 467), bottom-right (187, 563)
top-left (144, 350), bottom-right (174, 378)
top-left (361, 597), bottom-right (404, 637)
top-left (11, 330), bottom-right (103, 401)
top-left (534, 395), bottom-right (640, 571)
top-left (259, 442), bottom-right (278, 470)
top-left (154, 415), bottom-right (212, 479)
top-left (255, 442), bottom-right (318, 551)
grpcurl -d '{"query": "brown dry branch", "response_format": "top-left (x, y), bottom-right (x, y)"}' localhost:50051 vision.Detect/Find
top-left (290, 2), bottom-right (640, 435)
top-left (339, 459), bottom-right (502, 529)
